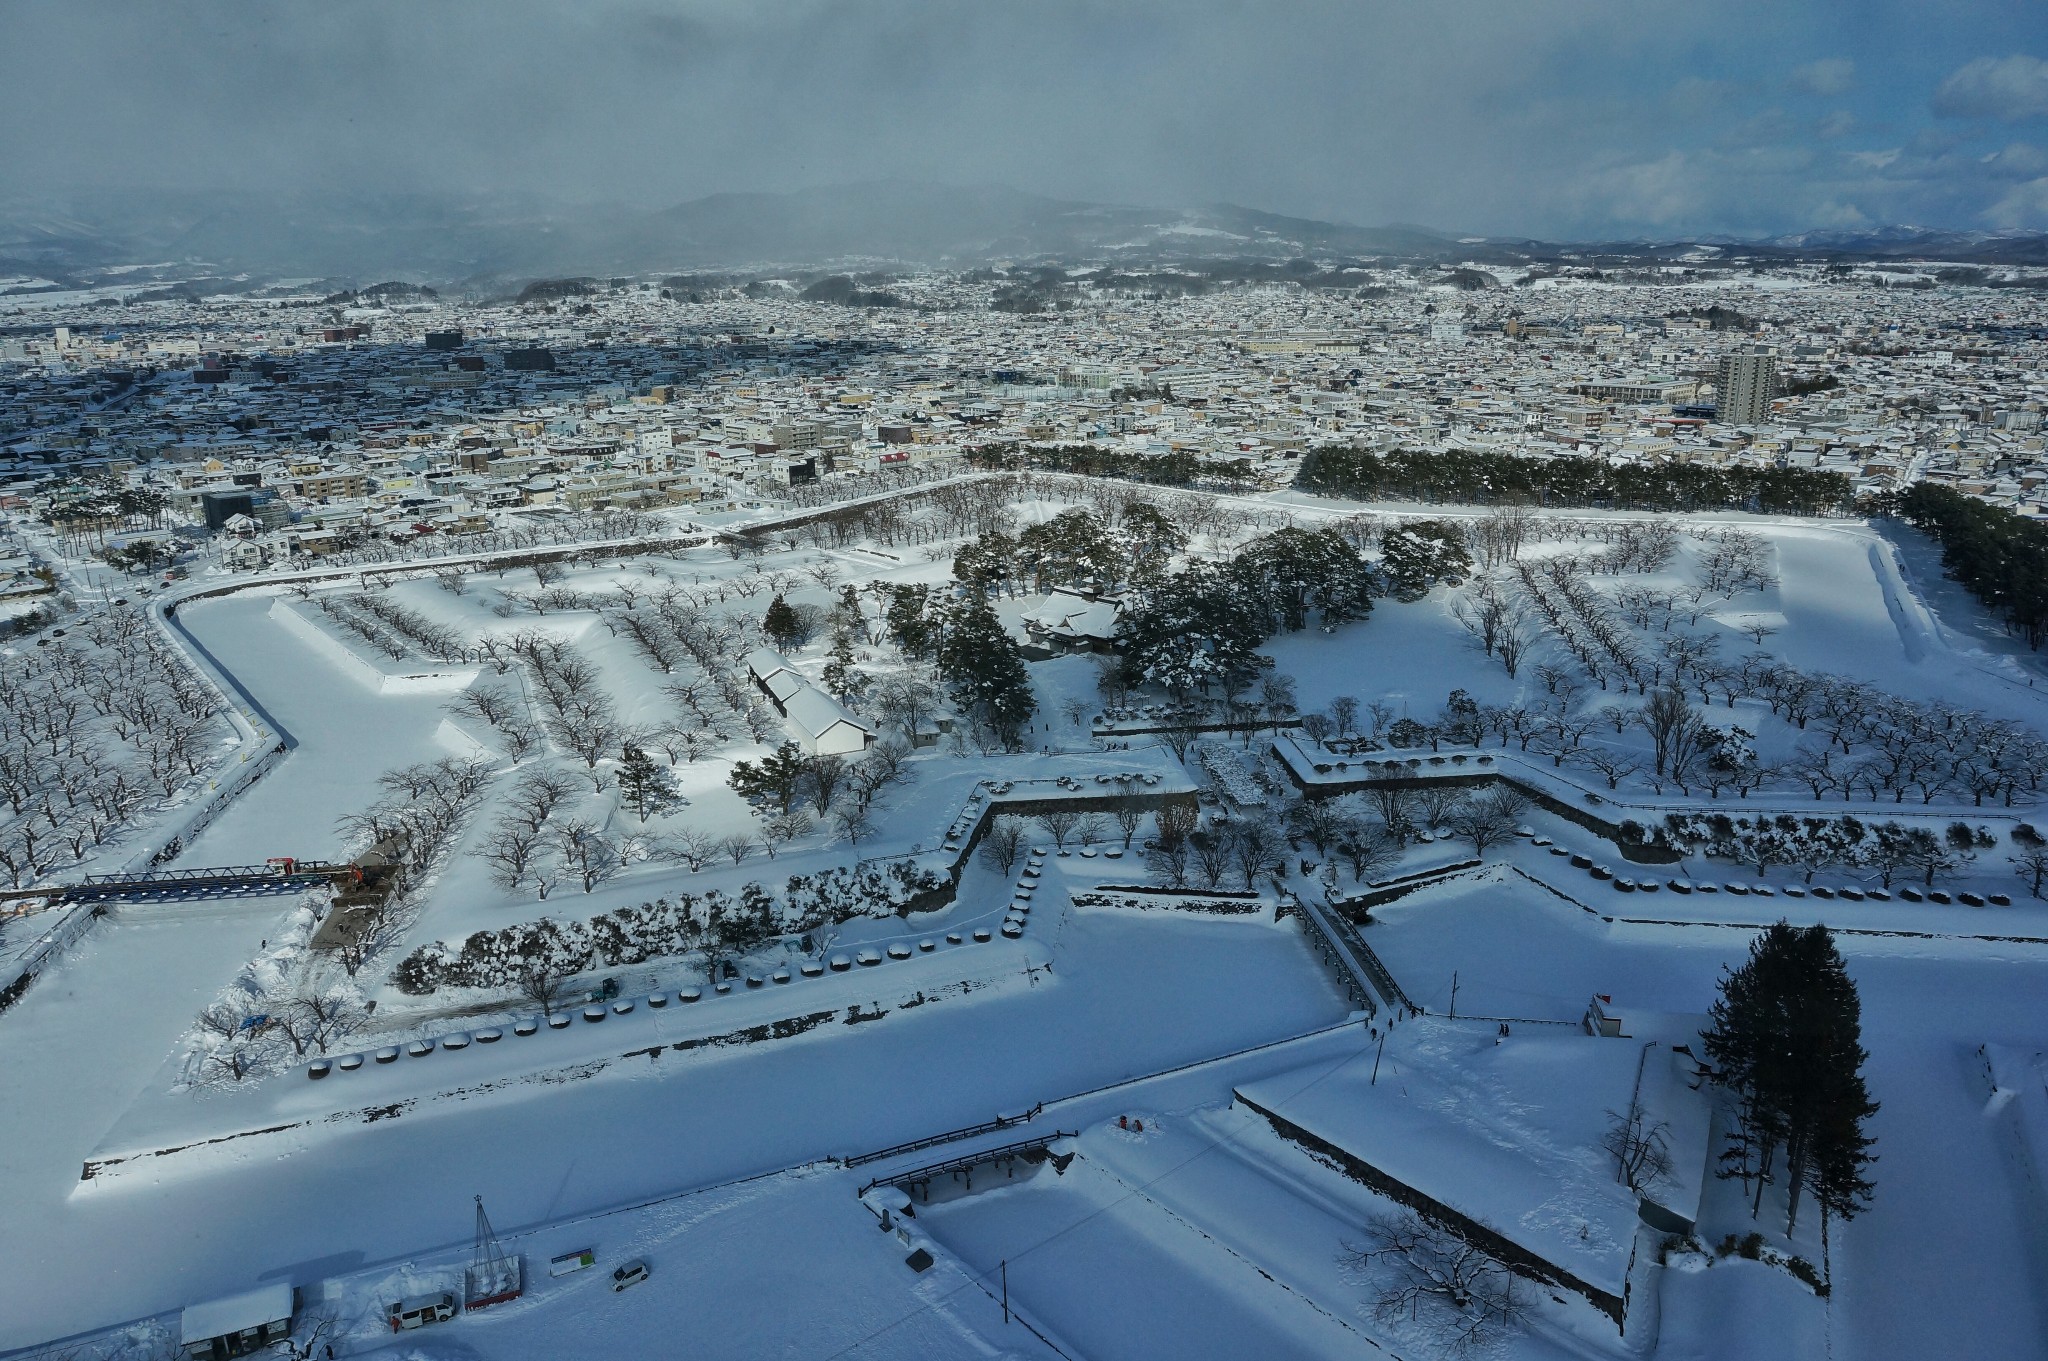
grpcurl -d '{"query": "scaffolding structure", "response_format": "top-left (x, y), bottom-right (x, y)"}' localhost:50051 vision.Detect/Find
top-left (464, 1196), bottom-right (523, 1311)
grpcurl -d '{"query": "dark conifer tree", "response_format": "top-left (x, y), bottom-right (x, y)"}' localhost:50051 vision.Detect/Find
top-left (821, 628), bottom-right (860, 703)
top-left (617, 742), bottom-right (668, 819)
top-left (1705, 920), bottom-right (1878, 1235)
top-left (763, 594), bottom-right (804, 652)
top-left (936, 597), bottom-right (1035, 745)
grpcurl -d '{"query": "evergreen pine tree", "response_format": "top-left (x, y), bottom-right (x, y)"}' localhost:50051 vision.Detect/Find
top-left (822, 627), bottom-right (860, 703)
top-left (937, 598), bottom-right (1036, 745)
top-left (727, 741), bottom-right (810, 813)
top-left (763, 594), bottom-right (803, 652)
top-left (617, 743), bottom-right (671, 819)
top-left (1705, 920), bottom-right (1878, 1235)
top-left (1705, 922), bottom-right (1794, 1206)
top-left (886, 584), bottom-right (937, 659)
top-left (1785, 927), bottom-right (1879, 1233)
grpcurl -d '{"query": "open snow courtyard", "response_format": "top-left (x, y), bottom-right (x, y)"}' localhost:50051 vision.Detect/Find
top-left (7, 476), bottom-right (2048, 1361)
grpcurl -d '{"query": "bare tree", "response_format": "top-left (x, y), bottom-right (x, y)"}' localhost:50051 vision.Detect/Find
top-left (556, 821), bottom-right (619, 893)
top-left (1158, 712), bottom-right (1204, 764)
top-left (1146, 836), bottom-right (1192, 888)
top-left (505, 768), bottom-right (577, 833)
top-left (1361, 786), bottom-right (1415, 843)
top-left (1188, 831), bottom-right (1232, 889)
top-left (1493, 609), bottom-right (1533, 678)
top-left (804, 753), bottom-right (849, 814)
top-left (874, 675), bottom-right (942, 741)
top-left (192, 999), bottom-right (278, 1084)
top-left (475, 819), bottom-right (545, 890)
top-left (1227, 816), bottom-right (1284, 889)
top-left (1365, 700), bottom-right (1397, 740)
top-left (1409, 783), bottom-right (1465, 835)
top-left (277, 1307), bottom-right (343, 1361)
top-left (499, 721), bottom-right (541, 760)
top-left (1036, 808), bottom-right (1083, 850)
top-left (1110, 794), bottom-right (1149, 848)
top-left (652, 827), bottom-right (715, 872)
top-left (332, 904), bottom-right (403, 978)
top-left (1337, 820), bottom-right (1401, 883)
top-left (760, 809), bottom-right (814, 857)
top-left (1286, 797), bottom-right (1355, 857)
top-left (275, 991), bottom-right (368, 1057)
top-left (1074, 813), bottom-right (1110, 849)
top-left (715, 832), bottom-right (758, 866)
top-left (1602, 1099), bottom-right (1675, 1195)
top-left (447, 682), bottom-right (517, 730)
top-left (1575, 746), bottom-right (1642, 791)
top-left (979, 815), bottom-right (1026, 875)
top-left (1154, 799), bottom-right (1198, 849)
top-left (1448, 788), bottom-right (1529, 858)
top-left (1339, 1209), bottom-right (1527, 1354)
top-left (833, 803), bottom-right (876, 844)
top-left (518, 960), bottom-right (570, 1018)
top-left (1640, 685), bottom-right (1709, 783)
top-left (2013, 845), bottom-right (2048, 899)
top-left (864, 736), bottom-right (913, 786)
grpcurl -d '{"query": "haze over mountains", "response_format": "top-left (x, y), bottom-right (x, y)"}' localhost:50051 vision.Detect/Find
top-left (3, 181), bottom-right (2045, 291)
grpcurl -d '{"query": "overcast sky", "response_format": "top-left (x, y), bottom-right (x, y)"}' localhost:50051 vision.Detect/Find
top-left (5, 0), bottom-right (2047, 239)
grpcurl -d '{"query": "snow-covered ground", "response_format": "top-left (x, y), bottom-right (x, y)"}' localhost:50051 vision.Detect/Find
top-left (8, 492), bottom-right (2048, 1360)
top-left (0, 872), bottom-right (1348, 1347)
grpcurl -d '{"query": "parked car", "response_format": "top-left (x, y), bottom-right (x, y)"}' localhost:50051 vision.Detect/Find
top-left (612, 1260), bottom-right (650, 1292)
top-left (388, 1292), bottom-right (456, 1331)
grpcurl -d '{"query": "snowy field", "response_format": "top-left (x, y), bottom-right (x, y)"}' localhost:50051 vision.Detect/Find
top-left (1366, 873), bottom-right (2048, 1361)
top-left (0, 885), bottom-right (1349, 1347)
top-left (7, 489), bottom-right (2048, 1360)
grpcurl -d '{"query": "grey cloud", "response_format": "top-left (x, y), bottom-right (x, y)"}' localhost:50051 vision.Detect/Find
top-left (1934, 55), bottom-right (2048, 121)
top-left (0, 0), bottom-right (2042, 242)
top-left (1791, 58), bottom-right (1855, 97)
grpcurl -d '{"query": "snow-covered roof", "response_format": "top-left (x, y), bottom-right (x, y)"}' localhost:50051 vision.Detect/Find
top-left (179, 1282), bottom-right (294, 1344)
top-left (744, 646), bottom-right (797, 685)
top-left (1021, 589), bottom-right (1120, 642)
top-left (783, 684), bottom-right (871, 740)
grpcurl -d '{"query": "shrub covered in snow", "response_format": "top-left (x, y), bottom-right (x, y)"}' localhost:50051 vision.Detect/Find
top-left (393, 860), bottom-right (947, 994)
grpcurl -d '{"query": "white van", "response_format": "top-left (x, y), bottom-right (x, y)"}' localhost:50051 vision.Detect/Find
top-left (387, 1292), bottom-right (457, 1331)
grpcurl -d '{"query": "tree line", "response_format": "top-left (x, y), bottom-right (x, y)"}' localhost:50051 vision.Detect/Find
top-left (1890, 482), bottom-right (2048, 649)
top-left (1296, 447), bottom-right (1854, 516)
top-left (968, 442), bottom-right (1261, 491)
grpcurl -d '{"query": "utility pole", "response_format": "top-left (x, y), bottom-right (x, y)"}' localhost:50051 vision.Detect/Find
top-left (1370, 1030), bottom-right (1386, 1086)
top-left (1449, 971), bottom-right (1459, 1019)
top-left (1001, 1260), bottom-right (1009, 1324)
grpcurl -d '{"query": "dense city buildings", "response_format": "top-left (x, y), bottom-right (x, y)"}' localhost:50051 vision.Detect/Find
top-left (3, 257), bottom-right (2044, 587)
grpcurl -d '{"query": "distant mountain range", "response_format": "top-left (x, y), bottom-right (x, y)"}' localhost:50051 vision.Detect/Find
top-left (0, 181), bottom-right (2044, 290)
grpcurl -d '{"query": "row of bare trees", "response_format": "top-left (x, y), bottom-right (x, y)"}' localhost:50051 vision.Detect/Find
top-left (0, 609), bottom-right (224, 886)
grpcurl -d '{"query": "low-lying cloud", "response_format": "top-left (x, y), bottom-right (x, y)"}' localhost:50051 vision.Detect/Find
top-left (1, 1), bottom-right (2045, 239)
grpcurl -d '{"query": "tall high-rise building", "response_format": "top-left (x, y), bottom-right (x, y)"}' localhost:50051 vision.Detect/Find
top-left (1715, 348), bottom-right (1778, 424)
